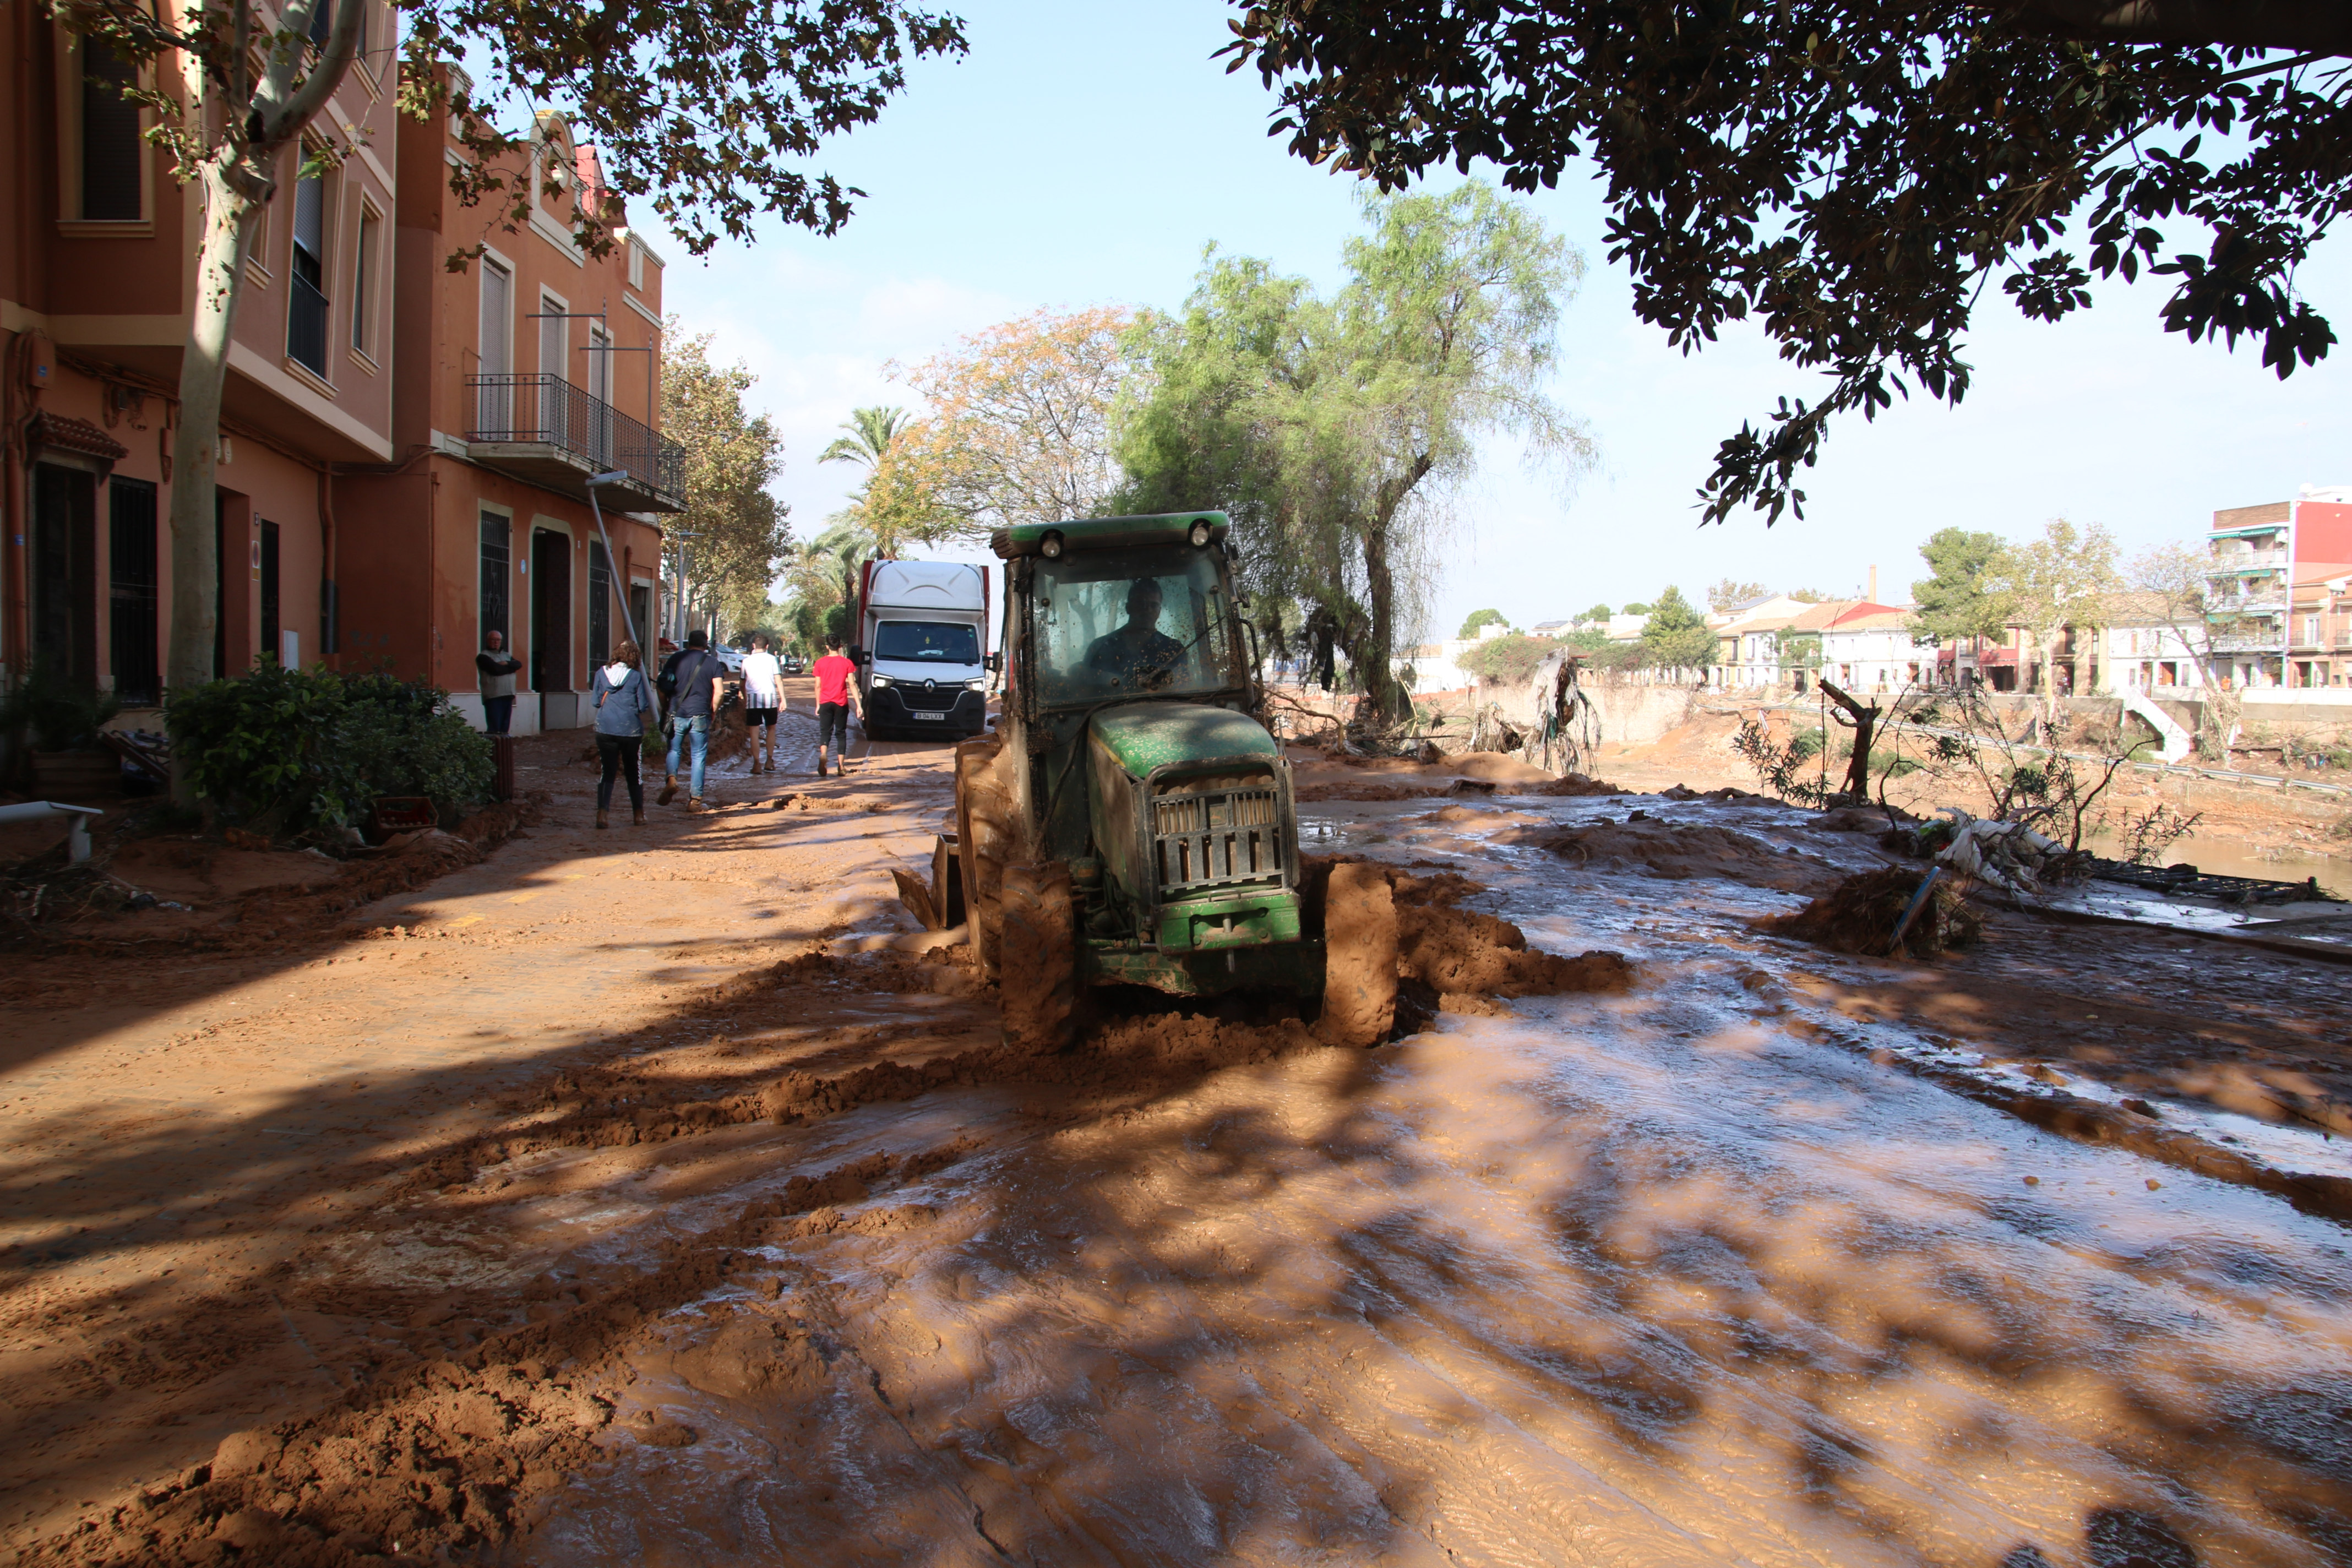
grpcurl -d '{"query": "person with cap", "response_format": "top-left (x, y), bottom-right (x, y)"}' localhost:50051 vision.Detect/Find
top-left (656, 629), bottom-right (726, 812)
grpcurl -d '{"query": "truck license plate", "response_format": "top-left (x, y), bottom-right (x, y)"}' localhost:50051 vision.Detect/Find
top-left (912, 711), bottom-right (944, 720)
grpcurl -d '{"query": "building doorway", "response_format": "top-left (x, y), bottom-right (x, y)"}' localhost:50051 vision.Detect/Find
top-left (30, 463), bottom-right (98, 688)
top-left (530, 529), bottom-right (571, 695)
top-left (259, 519), bottom-right (281, 665)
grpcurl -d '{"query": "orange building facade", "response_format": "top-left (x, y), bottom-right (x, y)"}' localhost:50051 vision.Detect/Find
top-left (3, 14), bottom-right (676, 733)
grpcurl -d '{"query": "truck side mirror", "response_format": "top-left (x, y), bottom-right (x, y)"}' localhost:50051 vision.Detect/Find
top-left (985, 652), bottom-right (1003, 673)
top-left (851, 647), bottom-right (870, 666)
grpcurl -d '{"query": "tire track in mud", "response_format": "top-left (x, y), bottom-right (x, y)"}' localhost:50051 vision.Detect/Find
top-left (17, 862), bottom-right (1632, 1565)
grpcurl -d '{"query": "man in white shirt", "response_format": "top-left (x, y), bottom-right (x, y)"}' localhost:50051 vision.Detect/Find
top-left (740, 631), bottom-right (784, 775)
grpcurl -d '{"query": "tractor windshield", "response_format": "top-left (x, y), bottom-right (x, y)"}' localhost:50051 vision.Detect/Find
top-left (1030, 548), bottom-right (1242, 709)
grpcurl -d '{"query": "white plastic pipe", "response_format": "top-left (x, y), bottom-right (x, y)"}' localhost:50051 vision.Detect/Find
top-left (0, 800), bottom-right (104, 863)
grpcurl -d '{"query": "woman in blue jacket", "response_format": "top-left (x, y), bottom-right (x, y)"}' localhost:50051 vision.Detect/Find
top-left (590, 640), bottom-right (655, 829)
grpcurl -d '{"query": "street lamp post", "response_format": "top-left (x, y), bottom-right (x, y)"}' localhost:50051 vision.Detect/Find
top-left (586, 471), bottom-right (665, 738)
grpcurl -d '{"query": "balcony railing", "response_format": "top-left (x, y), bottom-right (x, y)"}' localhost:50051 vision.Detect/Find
top-left (464, 373), bottom-right (684, 505)
top-left (2212, 546), bottom-right (2288, 571)
top-left (288, 273), bottom-right (330, 378)
top-left (2209, 631), bottom-right (2288, 654)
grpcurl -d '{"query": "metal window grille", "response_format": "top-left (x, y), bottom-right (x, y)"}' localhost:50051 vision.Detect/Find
top-left (478, 515), bottom-right (509, 643)
top-left (108, 477), bottom-right (159, 705)
top-left (1152, 787), bottom-right (1283, 892)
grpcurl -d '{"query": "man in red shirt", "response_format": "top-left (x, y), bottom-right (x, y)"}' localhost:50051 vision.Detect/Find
top-left (812, 634), bottom-right (858, 777)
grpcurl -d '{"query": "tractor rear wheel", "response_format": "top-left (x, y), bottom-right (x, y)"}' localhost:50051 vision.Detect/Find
top-left (1316, 862), bottom-right (1398, 1047)
top-left (999, 861), bottom-right (1078, 1051)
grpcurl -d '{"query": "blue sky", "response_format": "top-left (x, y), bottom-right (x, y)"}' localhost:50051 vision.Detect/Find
top-left (649, 0), bottom-right (2352, 639)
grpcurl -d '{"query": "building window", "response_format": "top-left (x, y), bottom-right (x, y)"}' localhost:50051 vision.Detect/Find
top-left (287, 164), bottom-right (330, 375)
top-left (351, 202), bottom-right (380, 355)
top-left (475, 256), bottom-right (513, 434)
top-left (79, 42), bottom-right (143, 221)
top-left (628, 237), bottom-right (645, 289)
top-left (259, 520), bottom-right (282, 663)
top-left (588, 541), bottom-right (612, 663)
top-left (479, 512), bottom-right (510, 644)
top-left (109, 477), bottom-right (160, 705)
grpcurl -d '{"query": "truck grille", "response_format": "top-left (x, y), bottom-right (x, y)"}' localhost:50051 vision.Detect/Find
top-left (1152, 786), bottom-right (1283, 892)
top-left (896, 681), bottom-right (962, 711)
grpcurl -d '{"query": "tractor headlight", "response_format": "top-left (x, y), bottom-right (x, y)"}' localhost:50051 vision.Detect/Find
top-left (1189, 519), bottom-right (1212, 546)
top-left (1040, 530), bottom-right (1064, 559)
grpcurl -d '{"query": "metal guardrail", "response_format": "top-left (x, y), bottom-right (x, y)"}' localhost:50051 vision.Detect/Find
top-left (464, 373), bottom-right (684, 498)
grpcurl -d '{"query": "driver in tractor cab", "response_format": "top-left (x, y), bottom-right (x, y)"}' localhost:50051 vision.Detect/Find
top-left (1084, 577), bottom-right (1185, 690)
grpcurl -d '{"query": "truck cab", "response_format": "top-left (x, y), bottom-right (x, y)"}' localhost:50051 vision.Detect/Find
top-left (854, 560), bottom-right (992, 740)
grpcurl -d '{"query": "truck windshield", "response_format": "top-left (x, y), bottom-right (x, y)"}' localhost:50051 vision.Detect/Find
top-left (1030, 548), bottom-right (1240, 708)
top-left (873, 622), bottom-right (979, 663)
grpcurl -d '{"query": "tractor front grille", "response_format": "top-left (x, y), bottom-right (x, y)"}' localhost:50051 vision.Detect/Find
top-left (1151, 785), bottom-right (1283, 892)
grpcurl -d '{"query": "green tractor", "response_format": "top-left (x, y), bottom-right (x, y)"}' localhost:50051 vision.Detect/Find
top-left (945, 511), bottom-right (1398, 1049)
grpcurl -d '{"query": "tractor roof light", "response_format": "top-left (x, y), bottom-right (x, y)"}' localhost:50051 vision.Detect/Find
top-left (1188, 519), bottom-right (1212, 546)
top-left (1041, 531), bottom-right (1064, 559)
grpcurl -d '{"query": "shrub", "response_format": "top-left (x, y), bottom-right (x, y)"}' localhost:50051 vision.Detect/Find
top-left (166, 665), bottom-right (491, 836)
top-left (1457, 634), bottom-right (1561, 687)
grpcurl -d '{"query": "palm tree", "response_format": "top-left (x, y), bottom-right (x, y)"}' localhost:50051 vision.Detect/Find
top-left (818, 406), bottom-right (912, 471)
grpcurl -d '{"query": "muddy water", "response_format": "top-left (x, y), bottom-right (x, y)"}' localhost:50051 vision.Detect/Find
top-left (2077, 827), bottom-right (2349, 898)
top-left (526, 799), bottom-right (2352, 1566)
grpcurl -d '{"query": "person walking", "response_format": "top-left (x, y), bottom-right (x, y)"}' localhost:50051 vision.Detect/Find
top-left (589, 639), bottom-right (653, 829)
top-left (477, 630), bottom-right (523, 734)
top-left (740, 631), bottom-right (783, 775)
top-left (813, 633), bottom-right (858, 778)
top-left (656, 629), bottom-right (726, 812)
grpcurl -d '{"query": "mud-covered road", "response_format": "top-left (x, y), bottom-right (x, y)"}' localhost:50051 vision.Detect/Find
top-left (8, 726), bottom-right (2352, 1566)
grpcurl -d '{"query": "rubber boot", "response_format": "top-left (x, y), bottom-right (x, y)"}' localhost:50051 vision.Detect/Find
top-left (595, 808), bottom-right (609, 830)
top-left (657, 774), bottom-right (678, 804)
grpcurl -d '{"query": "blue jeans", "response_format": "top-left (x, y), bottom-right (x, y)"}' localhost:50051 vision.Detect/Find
top-left (483, 695), bottom-right (515, 734)
top-left (666, 714), bottom-right (710, 797)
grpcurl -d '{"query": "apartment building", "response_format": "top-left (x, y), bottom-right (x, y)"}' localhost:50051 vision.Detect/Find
top-left (3, 0), bottom-right (402, 703)
top-left (2204, 492), bottom-right (2352, 692)
top-left (2, 19), bottom-right (678, 733)
top-left (337, 74), bottom-right (678, 732)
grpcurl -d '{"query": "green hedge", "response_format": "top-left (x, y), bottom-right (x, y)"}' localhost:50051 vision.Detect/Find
top-left (166, 665), bottom-right (492, 836)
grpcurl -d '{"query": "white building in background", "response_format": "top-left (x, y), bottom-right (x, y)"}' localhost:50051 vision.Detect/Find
top-left (1397, 619), bottom-right (1513, 694)
top-left (2090, 594), bottom-right (2209, 694)
top-left (1817, 607), bottom-right (1931, 693)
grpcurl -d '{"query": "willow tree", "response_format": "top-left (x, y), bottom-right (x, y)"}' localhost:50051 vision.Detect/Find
top-left (47, 0), bottom-right (964, 702)
top-left (1118, 183), bottom-right (1591, 725)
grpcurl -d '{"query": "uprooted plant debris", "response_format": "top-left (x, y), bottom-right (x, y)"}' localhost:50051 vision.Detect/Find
top-left (1762, 863), bottom-right (1983, 960)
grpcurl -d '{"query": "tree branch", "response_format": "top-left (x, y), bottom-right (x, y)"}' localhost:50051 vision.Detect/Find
top-left (1986, 0), bottom-right (2352, 54)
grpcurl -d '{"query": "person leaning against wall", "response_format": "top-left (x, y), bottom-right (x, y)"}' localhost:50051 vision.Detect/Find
top-left (477, 630), bottom-right (524, 734)
top-left (589, 640), bottom-right (654, 829)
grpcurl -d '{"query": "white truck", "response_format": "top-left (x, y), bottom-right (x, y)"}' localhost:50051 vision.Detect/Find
top-left (852, 559), bottom-right (994, 740)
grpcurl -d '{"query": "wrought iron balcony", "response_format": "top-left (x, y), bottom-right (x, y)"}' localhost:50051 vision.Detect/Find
top-left (2208, 630), bottom-right (2286, 654)
top-left (463, 374), bottom-right (685, 513)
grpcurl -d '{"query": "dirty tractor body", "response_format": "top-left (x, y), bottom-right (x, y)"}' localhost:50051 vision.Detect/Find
top-left (946, 512), bottom-right (1392, 1049)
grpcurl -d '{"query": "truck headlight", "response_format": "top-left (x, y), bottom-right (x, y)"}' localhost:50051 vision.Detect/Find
top-left (966, 679), bottom-right (987, 692)
top-left (870, 674), bottom-right (893, 688)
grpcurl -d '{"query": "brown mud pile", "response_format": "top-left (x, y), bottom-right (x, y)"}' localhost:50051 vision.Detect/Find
top-left (1302, 856), bottom-right (1635, 1006)
top-left (1761, 863), bottom-right (1982, 959)
top-left (1543, 815), bottom-right (1841, 894)
top-left (1, 798), bottom-right (539, 957)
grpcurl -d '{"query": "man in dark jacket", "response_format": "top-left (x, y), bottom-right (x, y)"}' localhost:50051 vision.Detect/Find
top-left (477, 630), bottom-right (523, 734)
top-left (656, 629), bottom-right (726, 812)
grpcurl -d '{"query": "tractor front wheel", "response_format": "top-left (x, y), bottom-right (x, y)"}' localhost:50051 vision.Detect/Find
top-left (999, 861), bottom-right (1078, 1052)
top-left (1316, 862), bottom-right (1399, 1047)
